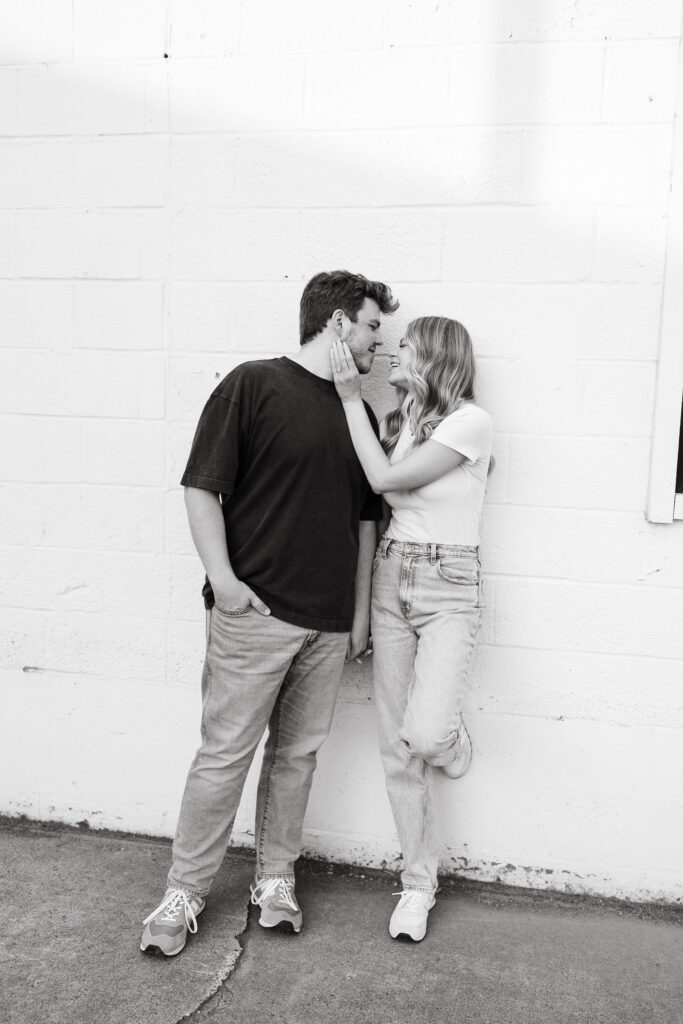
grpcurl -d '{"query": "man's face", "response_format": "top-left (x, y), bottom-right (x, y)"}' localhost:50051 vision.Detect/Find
top-left (339, 298), bottom-right (383, 374)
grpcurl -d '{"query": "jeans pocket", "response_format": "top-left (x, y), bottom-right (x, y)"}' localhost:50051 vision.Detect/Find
top-left (436, 558), bottom-right (478, 587)
top-left (214, 603), bottom-right (251, 618)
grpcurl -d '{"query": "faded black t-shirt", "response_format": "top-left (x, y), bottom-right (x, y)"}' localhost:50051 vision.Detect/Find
top-left (180, 356), bottom-right (382, 632)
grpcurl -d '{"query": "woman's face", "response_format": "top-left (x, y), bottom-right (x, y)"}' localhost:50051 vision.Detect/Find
top-left (388, 338), bottom-right (413, 390)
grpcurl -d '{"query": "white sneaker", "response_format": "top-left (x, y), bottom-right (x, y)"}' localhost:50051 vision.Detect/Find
top-left (440, 719), bottom-right (472, 779)
top-left (389, 890), bottom-right (436, 942)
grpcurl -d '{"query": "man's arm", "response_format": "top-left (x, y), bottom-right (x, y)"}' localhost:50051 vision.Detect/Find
top-left (346, 519), bottom-right (376, 662)
top-left (378, 497), bottom-right (391, 538)
top-left (184, 487), bottom-right (270, 615)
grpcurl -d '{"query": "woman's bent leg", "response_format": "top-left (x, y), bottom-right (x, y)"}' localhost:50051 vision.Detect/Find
top-left (400, 583), bottom-right (481, 769)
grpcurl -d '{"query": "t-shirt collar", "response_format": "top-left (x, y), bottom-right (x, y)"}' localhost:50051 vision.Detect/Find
top-left (280, 356), bottom-right (337, 392)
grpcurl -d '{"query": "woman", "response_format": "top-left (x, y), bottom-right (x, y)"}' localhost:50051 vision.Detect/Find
top-left (330, 316), bottom-right (492, 942)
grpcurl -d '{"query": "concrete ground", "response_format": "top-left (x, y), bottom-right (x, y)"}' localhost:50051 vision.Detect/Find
top-left (2, 818), bottom-right (681, 1024)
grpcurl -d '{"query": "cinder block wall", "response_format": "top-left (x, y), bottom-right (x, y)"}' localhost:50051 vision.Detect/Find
top-left (2, 1), bottom-right (683, 901)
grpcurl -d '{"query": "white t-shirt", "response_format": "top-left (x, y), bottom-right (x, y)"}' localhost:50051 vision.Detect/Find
top-left (385, 403), bottom-right (493, 546)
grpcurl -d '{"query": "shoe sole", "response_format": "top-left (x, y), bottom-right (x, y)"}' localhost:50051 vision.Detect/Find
top-left (258, 916), bottom-right (301, 934)
top-left (140, 938), bottom-right (187, 956)
top-left (389, 928), bottom-right (427, 942)
top-left (139, 902), bottom-right (205, 957)
top-left (389, 898), bottom-right (435, 942)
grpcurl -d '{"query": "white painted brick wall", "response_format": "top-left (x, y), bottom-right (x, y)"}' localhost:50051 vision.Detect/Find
top-left (41, 486), bottom-right (165, 552)
top-left (0, 140), bottom-right (75, 208)
top-left (169, 58), bottom-right (305, 132)
top-left (18, 65), bottom-right (151, 135)
top-left (383, 0), bottom-right (683, 45)
top-left (74, 282), bottom-right (164, 350)
top-left (0, 214), bottom-right (15, 276)
top-left (603, 41), bottom-right (680, 121)
top-left (74, 137), bottom-right (168, 209)
top-left (522, 126), bottom-right (673, 206)
top-left (1, 0), bottom-right (682, 902)
top-left (0, 71), bottom-right (19, 135)
top-left (72, 0), bottom-right (168, 60)
top-left (166, 0), bottom-right (241, 59)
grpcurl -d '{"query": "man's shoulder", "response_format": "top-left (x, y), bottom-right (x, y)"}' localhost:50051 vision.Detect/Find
top-left (213, 357), bottom-right (284, 399)
top-left (362, 399), bottom-right (380, 432)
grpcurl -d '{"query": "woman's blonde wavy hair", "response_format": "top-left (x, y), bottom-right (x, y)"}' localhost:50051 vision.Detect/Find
top-left (382, 316), bottom-right (477, 456)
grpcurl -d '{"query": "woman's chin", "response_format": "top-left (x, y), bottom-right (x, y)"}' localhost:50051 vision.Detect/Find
top-left (387, 370), bottom-right (407, 389)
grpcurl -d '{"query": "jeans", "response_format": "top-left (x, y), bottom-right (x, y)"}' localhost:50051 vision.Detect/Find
top-left (371, 535), bottom-right (483, 893)
top-left (168, 604), bottom-right (348, 898)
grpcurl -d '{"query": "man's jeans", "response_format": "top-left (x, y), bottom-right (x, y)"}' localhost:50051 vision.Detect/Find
top-left (371, 536), bottom-right (482, 893)
top-left (168, 605), bottom-right (348, 898)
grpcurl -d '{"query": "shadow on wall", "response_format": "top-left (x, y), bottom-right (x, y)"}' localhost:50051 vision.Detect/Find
top-left (2, 5), bottom-right (666, 423)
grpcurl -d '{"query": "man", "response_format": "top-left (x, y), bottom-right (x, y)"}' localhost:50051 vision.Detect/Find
top-left (140, 270), bottom-right (398, 955)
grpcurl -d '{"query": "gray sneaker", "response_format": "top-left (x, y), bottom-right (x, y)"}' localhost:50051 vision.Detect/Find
top-left (140, 888), bottom-right (205, 956)
top-left (250, 877), bottom-right (302, 933)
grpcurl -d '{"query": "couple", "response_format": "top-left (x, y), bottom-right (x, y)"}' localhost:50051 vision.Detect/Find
top-left (140, 269), bottom-right (492, 953)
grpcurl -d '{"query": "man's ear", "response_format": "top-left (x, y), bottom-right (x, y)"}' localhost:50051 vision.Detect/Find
top-left (332, 309), bottom-right (344, 337)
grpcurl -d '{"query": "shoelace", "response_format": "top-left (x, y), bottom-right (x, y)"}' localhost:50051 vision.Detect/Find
top-left (250, 877), bottom-right (298, 911)
top-left (392, 890), bottom-right (431, 911)
top-left (143, 889), bottom-right (199, 933)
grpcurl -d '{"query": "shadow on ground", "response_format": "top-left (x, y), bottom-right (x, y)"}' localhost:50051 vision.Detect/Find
top-left (1, 818), bottom-right (253, 1024)
top-left (2, 818), bottom-right (682, 1024)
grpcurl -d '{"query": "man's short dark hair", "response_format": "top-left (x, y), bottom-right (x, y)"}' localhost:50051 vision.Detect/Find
top-left (299, 270), bottom-right (399, 344)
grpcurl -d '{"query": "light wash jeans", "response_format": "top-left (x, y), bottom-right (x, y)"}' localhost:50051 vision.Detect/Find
top-left (168, 604), bottom-right (348, 898)
top-left (371, 535), bottom-right (483, 893)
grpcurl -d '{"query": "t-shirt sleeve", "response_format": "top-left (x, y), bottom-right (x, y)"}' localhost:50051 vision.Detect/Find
top-left (430, 405), bottom-right (492, 464)
top-left (359, 401), bottom-right (384, 521)
top-left (180, 375), bottom-right (245, 495)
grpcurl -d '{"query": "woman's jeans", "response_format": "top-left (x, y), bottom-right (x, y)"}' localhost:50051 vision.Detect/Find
top-left (168, 605), bottom-right (348, 899)
top-left (371, 535), bottom-right (483, 893)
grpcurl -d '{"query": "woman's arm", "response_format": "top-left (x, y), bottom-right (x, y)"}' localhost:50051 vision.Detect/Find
top-left (331, 340), bottom-right (465, 493)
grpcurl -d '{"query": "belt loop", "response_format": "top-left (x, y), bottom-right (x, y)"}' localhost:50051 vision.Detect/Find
top-left (380, 535), bottom-right (391, 558)
top-left (430, 543), bottom-right (437, 565)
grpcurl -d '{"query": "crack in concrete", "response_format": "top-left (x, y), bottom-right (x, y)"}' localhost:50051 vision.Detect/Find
top-left (177, 903), bottom-right (254, 1023)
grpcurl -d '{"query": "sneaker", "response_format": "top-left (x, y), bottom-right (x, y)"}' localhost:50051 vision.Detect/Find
top-left (140, 888), bottom-right (205, 956)
top-left (389, 890), bottom-right (436, 942)
top-left (440, 719), bottom-right (472, 779)
top-left (250, 877), bottom-right (302, 933)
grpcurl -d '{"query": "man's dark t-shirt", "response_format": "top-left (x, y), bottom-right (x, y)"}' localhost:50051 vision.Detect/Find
top-left (180, 357), bottom-right (382, 633)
